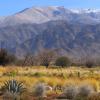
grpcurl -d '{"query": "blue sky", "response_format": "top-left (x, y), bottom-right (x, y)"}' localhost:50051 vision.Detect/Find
top-left (0, 0), bottom-right (100, 16)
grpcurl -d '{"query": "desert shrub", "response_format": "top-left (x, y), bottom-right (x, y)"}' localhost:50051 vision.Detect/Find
top-left (33, 83), bottom-right (47, 98)
top-left (88, 92), bottom-right (100, 100)
top-left (78, 84), bottom-right (95, 97)
top-left (63, 85), bottom-right (78, 99)
top-left (85, 60), bottom-right (94, 68)
top-left (33, 83), bottom-right (53, 99)
top-left (55, 56), bottom-right (71, 67)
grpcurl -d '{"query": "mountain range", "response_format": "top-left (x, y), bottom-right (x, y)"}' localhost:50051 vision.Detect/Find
top-left (0, 6), bottom-right (100, 59)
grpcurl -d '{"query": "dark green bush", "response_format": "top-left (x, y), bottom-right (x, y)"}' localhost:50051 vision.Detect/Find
top-left (0, 49), bottom-right (16, 66)
top-left (55, 56), bottom-right (71, 67)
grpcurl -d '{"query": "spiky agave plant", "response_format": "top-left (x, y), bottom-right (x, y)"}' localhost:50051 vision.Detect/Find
top-left (1, 80), bottom-right (26, 100)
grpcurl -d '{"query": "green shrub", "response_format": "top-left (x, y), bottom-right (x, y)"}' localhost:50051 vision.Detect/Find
top-left (33, 72), bottom-right (46, 77)
top-left (55, 56), bottom-right (71, 67)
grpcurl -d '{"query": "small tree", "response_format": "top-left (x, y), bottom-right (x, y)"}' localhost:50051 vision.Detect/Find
top-left (0, 49), bottom-right (10, 66)
top-left (22, 54), bottom-right (34, 67)
top-left (0, 49), bottom-right (16, 66)
top-left (55, 56), bottom-right (71, 68)
top-left (38, 49), bottom-right (56, 68)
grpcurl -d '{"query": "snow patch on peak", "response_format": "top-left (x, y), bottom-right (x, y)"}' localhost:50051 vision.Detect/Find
top-left (70, 8), bottom-right (100, 13)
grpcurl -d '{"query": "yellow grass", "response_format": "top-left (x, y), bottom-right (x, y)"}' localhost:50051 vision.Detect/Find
top-left (0, 66), bottom-right (100, 92)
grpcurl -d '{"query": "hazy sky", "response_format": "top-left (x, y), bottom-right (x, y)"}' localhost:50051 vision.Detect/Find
top-left (0, 0), bottom-right (100, 16)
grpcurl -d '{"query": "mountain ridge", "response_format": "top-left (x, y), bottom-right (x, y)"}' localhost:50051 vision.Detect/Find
top-left (1, 6), bottom-right (100, 27)
top-left (0, 7), bottom-right (100, 59)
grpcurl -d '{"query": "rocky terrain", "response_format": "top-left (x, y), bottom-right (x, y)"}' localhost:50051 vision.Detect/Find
top-left (0, 6), bottom-right (100, 58)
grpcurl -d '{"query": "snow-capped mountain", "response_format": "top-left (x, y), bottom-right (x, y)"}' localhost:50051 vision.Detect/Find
top-left (0, 6), bottom-right (100, 58)
top-left (1, 6), bottom-right (100, 27)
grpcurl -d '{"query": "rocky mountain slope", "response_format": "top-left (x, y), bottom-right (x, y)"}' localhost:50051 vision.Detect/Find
top-left (0, 7), bottom-right (100, 58)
